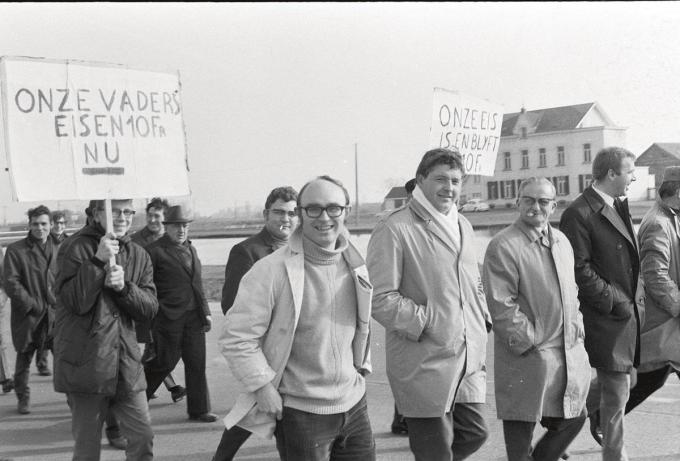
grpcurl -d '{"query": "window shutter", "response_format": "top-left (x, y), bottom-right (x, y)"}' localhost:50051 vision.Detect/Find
top-left (564, 176), bottom-right (570, 195)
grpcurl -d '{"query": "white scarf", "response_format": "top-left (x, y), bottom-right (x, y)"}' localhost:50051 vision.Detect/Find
top-left (412, 184), bottom-right (460, 251)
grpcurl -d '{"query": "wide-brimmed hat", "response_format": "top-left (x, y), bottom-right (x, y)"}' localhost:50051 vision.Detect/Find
top-left (163, 205), bottom-right (193, 224)
top-left (661, 166), bottom-right (680, 184)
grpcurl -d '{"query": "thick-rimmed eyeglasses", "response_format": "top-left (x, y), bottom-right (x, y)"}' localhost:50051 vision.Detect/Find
top-left (299, 205), bottom-right (347, 218)
top-left (98, 208), bottom-right (136, 218)
top-left (519, 196), bottom-right (555, 207)
top-left (268, 209), bottom-right (297, 218)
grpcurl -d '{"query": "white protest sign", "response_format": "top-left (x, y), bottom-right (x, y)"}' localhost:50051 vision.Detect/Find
top-left (0, 56), bottom-right (190, 201)
top-left (429, 88), bottom-right (503, 176)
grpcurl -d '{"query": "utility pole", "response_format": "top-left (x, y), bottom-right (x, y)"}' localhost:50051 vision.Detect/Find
top-left (354, 143), bottom-right (359, 225)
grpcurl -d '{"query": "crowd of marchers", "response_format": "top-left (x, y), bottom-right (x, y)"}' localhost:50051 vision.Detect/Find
top-left (0, 146), bottom-right (678, 461)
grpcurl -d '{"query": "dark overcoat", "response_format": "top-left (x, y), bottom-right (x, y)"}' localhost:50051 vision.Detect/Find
top-left (559, 186), bottom-right (645, 372)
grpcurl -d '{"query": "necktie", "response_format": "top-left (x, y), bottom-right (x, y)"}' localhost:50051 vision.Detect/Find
top-left (614, 198), bottom-right (634, 237)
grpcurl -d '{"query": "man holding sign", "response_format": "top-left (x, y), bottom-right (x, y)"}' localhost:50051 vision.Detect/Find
top-left (54, 199), bottom-right (158, 461)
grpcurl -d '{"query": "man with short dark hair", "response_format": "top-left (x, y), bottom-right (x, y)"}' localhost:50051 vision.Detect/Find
top-left (559, 146), bottom-right (644, 461)
top-left (131, 197), bottom-right (186, 405)
top-left (4, 205), bottom-right (59, 414)
top-left (213, 185), bottom-right (298, 461)
top-left (484, 177), bottom-right (590, 461)
top-left (50, 210), bottom-right (68, 244)
top-left (54, 198), bottom-right (158, 460)
top-left (144, 205), bottom-right (217, 423)
top-left (221, 186), bottom-right (298, 314)
top-left (219, 176), bottom-right (374, 460)
top-left (367, 148), bottom-right (492, 460)
top-left (628, 166), bottom-right (680, 414)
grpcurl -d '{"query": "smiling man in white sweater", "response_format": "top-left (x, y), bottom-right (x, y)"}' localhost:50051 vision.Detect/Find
top-left (218, 175), bottom-right (374, 461)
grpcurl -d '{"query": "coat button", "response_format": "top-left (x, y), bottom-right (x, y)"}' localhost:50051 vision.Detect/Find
top-left (113, 312), bottom-right (119, 318)
top-left (617, 243), bottom-right (623, 249)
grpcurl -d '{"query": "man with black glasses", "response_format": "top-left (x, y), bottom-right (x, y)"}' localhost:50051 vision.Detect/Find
top-left (219, 176), bottom-right (374, 461)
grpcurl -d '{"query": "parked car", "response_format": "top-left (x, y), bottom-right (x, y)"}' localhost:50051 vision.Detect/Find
top-left (459, 198), bottom-right (490, 212)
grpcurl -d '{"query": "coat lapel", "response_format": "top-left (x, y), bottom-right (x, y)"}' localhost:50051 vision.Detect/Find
top-left (163, 238), bottom-right (193, 277)
top-left (584, 187), bottom-right (637, 250)
top-left (409, 201), bottom-right (459, 255)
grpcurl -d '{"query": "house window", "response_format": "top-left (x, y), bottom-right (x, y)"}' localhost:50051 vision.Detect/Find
top-left (473, 174), bottom-right (481, 184)
top-left (583, 143), bottom-right (592, 163)
top-left (521, 150), bottom-right (529, 169)
top-left (501, 180), bottom-right (516, 199)
top-left (579, 174), bottom-right (593, 192)
top-left (503, 152), bottom-right (512, 171)
top-left (487, 181), bottom-right (499, 200)
top-left (539, 148), bottom-right (546, 168)
top-left (472, 192), bottom-right (482, 199)
top-left (521, 127), bottom-right (527, 139)
top-left (554, 175), bottom-right (570, 196)
top-left (557, 146), bottom-right (565, 166)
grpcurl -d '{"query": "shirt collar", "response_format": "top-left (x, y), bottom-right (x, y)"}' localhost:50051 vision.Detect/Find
top-left (592, 183), bottom-right (615, 208)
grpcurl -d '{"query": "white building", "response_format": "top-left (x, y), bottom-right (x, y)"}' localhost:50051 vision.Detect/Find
top-left (462, 102), bottom-right (652, 206)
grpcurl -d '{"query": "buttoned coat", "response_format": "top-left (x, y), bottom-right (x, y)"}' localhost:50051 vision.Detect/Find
top-left (3, 233), bottom-right (59, 352)
top-left (637, 198), bottom-right (680, 373)
top-left (221, 227), bottom-right (277, 314)
top-left (483, 221), bottom-right (591, 421)
top-left (559, 186), bottom-right (645, 372)
top-left (218, 230), bottom-right (372, 438)
top-left (366, 200), bottom-right (491, 417)
top-left (53, 224), bottom-right (158, 394)
top-left (145, 234), bottom-right (211, 326)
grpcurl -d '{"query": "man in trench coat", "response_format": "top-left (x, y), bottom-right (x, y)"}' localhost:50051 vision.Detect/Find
top-left (483, 177), bottom-right (591, 461)
top-left (367, 148), bottom-right (492, 460)
top-left (559, 146), bottom-right (645, 461)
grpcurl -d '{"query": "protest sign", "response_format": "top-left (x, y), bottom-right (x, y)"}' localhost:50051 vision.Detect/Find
top-left (0, 56), bottom-right (190, 201)
top-left (429, 87), bottom-right (503, 176)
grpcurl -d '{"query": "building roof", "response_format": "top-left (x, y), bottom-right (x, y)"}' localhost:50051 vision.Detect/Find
top-left (384, 186), bottom-right (407, 199)
top-left (501, 103), bottom-right (596, 137)
top-left (636, 143), bottom-right (680, 165)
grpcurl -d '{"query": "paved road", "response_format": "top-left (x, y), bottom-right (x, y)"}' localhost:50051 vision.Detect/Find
top-left (1, 303), bottom-right (679, 460)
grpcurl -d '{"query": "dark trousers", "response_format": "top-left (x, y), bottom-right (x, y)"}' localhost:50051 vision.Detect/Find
top-left (144, 310), bottom-right (210, 416)
top-left (14, 318), bottom-right (49, 398)
top-left (626, 365), bottom-right (680, 413)
top-left (405, 402), bottom-right (488, 461)
top-left (274, 396), bottom-right (375, 461)
top-left (212, 425), bottom-right (252, 461)
top-left (502, 411), bottom-right (586, 461)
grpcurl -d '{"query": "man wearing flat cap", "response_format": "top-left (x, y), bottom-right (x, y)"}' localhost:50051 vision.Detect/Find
top-left (143, 205), bottom-right (217, 422)
top-left (628, 166), bottom-right (680, 414)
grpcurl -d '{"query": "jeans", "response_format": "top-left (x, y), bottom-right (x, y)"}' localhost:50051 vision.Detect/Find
top-left (274, 395), bottom-right (375, 461)
top-left (502, 410), bottom-right (586, 461)
top-left (68, 391), bottom-right (153, 461)
top-left (406, 402), bottom-right (488, 461)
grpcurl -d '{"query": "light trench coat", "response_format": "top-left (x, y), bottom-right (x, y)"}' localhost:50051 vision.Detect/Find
top-left (637, 198), bottom-right (680, 373)
top-left (218, 230), bottom-right (372, 438)
top-left (482, 220), bottom-right (590, 421)
top-left (367, 200), bottom-right (491, 417)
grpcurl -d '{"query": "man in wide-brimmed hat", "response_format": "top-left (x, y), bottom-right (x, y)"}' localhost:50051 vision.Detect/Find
top-left (143, 204), bottom-right (217, 423)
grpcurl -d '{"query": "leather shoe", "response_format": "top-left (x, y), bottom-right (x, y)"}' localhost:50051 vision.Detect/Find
top-left (170, 385), bottom-right (187, 403)
top-left (1, 379), bottom-right (14, 394)
top-left (391, 409), bottom-right (408, 435)
top-left (17, 396), bottom-right (30, 414)
top-left (188, 412), bottom-right (218, 423)
top-left (108, 435), bottom-right (128, 450)
top-left (589, 410), bottom-right (603, 446)
top-left (38, 367), bottom-right (52, 376)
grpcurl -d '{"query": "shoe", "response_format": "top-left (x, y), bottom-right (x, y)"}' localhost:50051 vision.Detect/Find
top-left (150, 392), bottom-right (159, 400)
top-left (391, 410), bottom-right (408, 435)
top-left (170, 385), bottom-right (186, 403)
top-left (188, 412), bottom-right (218, 423)
top-left (589, 410), bottom-right (603, 446)
top-left (38, 367), bottom-right (52, 376)
top-left (17, 396), bottom-right (30, 414)
top-left (1, 379), bottom-right (14, 394)
top-left (561, 452), bottom-right (570, 460)
top-left (108, 435), bottom-right (128, 450)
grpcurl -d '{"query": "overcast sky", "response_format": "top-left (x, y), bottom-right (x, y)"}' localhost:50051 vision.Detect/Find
top-left (1, 2), bottom-right (679, 221)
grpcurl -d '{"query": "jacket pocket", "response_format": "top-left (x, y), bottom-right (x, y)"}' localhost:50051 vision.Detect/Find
top-left (611, 301), bottom-right (633, 319)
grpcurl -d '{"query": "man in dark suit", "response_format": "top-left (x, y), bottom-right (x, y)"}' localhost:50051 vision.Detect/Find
top-left (220, 186), bottom-right (298, 314)
top-left (144, 205), bottom-right (217, 422)
top-left (213, 186), bottom-right (297, 461)
top-left (559, 146), bottom-right (645, 461)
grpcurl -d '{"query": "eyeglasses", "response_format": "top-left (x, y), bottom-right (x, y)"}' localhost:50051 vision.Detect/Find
top-left (519, 196), bottom-right (555, 207)
top-left (98, 208), bottom-right (136, 218)
top-left (54, 221), bottom-right (66, 225)
top-left (268, 209), bottom-right (297, 218)
top-left (299, 205), bottom-right (347, 218)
